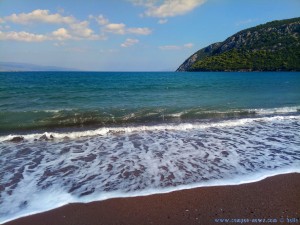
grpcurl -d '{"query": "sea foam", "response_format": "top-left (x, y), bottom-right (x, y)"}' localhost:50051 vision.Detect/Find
top-left (0, 114), bottom-right (299, 224)
top-left (1, 114), bottom-right (299, 142)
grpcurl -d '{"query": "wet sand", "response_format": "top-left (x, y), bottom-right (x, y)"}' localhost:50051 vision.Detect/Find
top-left (4, 173), bottom-right (300, 225)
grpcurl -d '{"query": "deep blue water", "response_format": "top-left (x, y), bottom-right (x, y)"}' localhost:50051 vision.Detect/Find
top-left (1, 72), bottom-right (299, 133)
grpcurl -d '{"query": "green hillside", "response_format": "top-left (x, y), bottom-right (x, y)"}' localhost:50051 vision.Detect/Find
top-left (177, 17), bottom-right (300, 72)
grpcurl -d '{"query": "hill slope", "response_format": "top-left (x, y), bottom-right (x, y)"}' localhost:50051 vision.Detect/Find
top-left (177, 17), bottom-right (300, 72)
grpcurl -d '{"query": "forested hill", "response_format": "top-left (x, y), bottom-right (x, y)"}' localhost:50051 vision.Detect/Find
top-left (177, 17), bottom-right (300, 72)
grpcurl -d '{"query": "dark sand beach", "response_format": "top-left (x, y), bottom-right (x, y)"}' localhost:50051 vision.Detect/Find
top-left (4, 173), bottom-right (300, 225)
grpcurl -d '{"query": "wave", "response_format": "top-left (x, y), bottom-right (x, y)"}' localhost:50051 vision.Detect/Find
top-left (1, 114), bottom-right (299, 142)
top-left (0, 106), bottom-right (299, 133)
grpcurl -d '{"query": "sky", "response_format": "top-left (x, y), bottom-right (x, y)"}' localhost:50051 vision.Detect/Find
top-left (0, 0), bottom-right (299, 71)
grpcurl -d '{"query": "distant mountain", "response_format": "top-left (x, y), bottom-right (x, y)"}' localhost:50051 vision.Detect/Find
top-left (0, 62), bottom-right (78, 71)
top-left (177, 17), bottom-right (300, 72)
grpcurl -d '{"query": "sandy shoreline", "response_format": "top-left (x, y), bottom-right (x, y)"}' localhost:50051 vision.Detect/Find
top-left (3, 173), bottom-right (300, 225)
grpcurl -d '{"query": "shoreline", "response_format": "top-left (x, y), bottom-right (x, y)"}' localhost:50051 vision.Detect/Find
top-left (1, 105), bottom-right (299, 138)
top-left (2, 113), bottom-right (299, 143)
top-left (3, 173), bottom-right (300, 225)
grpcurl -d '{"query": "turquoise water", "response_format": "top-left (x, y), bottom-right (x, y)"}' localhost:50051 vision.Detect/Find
top-left (1, 72), bottom-right (300, 132)
top-left (0, 72), bottom-right (300, 223)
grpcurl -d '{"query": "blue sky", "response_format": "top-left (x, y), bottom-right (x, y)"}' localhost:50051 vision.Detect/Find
top-left (0, 0), bottom-right (299, 71)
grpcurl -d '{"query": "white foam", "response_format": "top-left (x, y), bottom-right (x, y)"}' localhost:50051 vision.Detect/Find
top-left (166, 111), bottom-right (186, 117)
top-left (1, 169), bottom-right (299, 224)
top-left (1, 114), bottom-right (299, 142)
top-left (0, 185), bottom-right (76, 224)
top-left (254, 106), bottom-right (299, 114)
top-left (31, 109), bottom-right (74, 113)
top-left (0, 113), bottom-right (299, 223)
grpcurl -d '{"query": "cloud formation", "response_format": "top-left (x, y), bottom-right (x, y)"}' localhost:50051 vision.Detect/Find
top-left (0, 9), bottom-right (107, 42)
top-left (121, 38), bottom-right (139, 47)
top-left (52, 28), bottom-right (71, 40)
top-left (70, 21), bottom-right (94, 38)
top-left (127, 27), bottom-right (152, 35)
top-left (90, 14), bottom-right (109, 25)
top-left (90, 14), bottom-right (152, 36)
top-left (104, 23), bottom-right (151, 35)
top-left (183, 43), bottom-right (194, 48)
top-left (0, 30), bottom-right (48, 42)
top-left (5, 9), bottom-right (75, 24)
top-left (105, 23), bottom-right (126, 35)
top-left (131, 0), bottom-right (206, 18)
top-left (0, 9), bottom-right (151, 44)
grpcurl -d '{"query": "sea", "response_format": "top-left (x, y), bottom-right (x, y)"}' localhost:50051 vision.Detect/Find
top-left (0, 72), bottom-right (300, 223)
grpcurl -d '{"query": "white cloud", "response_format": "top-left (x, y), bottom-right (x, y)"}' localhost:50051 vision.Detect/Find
top-left (130, 0), bottom-right (206, 18)
top-left (70, 21), bottom-right (93, 38)
top-left (5, 9), bottom-right (75, 24)
top-left (0, 30), bottom-right (48, 42)
top-left (121, 38), bottom-right (139, 47)
top-left (127, 27), bottom-right (152, 35)
top-left (91, 14), bottom-right (109, 25)
top-left (1, 9), bottom-right (149, 43)
top-left (51, 26), bottom-right (106, 41)
top-left (104, 23), bottom-right (151, 35)
top-left (0, 26), bottom-right (106, 42)
top-left (52, 28), bottom-right (71, 40)
top-left (54, 21), bottom-right (106, 41)
top-left (89, 14), bottom-right (152, 36)
top-left (1, 9), bottom-right (108, 42)
top-left (160, 43), bottom-right (194, 50)
top-left (184, 43), bottom-right (194, 48)
top-left (105, 23), bottom-right (126, 35)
